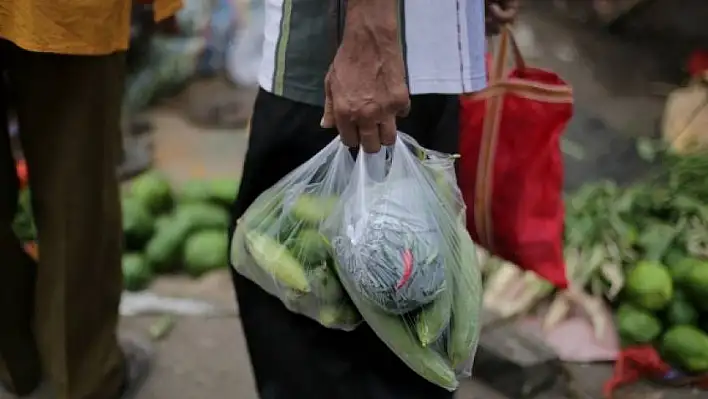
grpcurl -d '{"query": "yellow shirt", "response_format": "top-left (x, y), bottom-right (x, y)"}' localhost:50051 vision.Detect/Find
top-left (0, 0), bottom-right (182, 55)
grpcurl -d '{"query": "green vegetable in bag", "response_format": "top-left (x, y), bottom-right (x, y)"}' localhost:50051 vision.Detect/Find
top-left (317, 302), bottom-right (361, 328)
top-left (245, 231), bottom-right (310, 293)
top-left (416, 288), bottom-right (452, 347)
top-left (290, 194), bottom-right (339, 225)
top-left (448, 229), bottom-right (482, 368)
top-left (308, 264), bottom-right (345, 303)
top-left (291, 228), bottom-right (330, 267)
top-left (334, 260), bottom-right (458, 391)
top-left (242, 195), bottom-right (283, 231)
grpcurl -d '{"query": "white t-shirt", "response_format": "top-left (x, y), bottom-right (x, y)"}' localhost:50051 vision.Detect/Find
top-left (259, 0), bottom-right (487, 106)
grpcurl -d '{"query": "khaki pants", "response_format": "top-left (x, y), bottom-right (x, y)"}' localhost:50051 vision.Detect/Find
top-left (0, 41), bottom-right (125, 399)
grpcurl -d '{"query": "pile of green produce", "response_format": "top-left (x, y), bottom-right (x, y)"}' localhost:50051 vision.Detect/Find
top-left (561, 150), bottom-right (708, 374)
top-left (617, 259), bottom-right (708, 374)
top-left (477, 148), bottom-right (708, 376)
top-left (122, 172), bottom-right (239, 291)
top-left (11, 172), bottom-right (239, 291)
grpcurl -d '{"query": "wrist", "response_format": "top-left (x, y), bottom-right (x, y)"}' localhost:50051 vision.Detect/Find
top-left (344, 0), bottom-right (399, 43)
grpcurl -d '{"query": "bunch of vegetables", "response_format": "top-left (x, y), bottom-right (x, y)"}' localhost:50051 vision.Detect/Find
top-left (13, 170), bottom-right (239, 291)
top-left (482, 146), bottom-right (708, 375)
top-left (231, 135), bottom-right (484, 391)
top-left (121, 172), bottom-right (238, 290)
top-left (231, 191), bottom-right (362, 330)
top-left (560, 150), bottom-right (708, 374)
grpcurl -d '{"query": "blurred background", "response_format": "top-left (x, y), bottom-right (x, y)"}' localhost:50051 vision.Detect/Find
top-left (7, 0), bottom-right (708, 398)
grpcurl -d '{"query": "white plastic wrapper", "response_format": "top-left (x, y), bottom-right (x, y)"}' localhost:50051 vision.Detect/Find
top-left (230, 138), bottom-right (362, 331)
top-left (323, 133), bottom-right (484, 391)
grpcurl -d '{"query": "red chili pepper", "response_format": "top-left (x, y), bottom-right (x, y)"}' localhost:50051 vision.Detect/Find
top-left (396, 248), bottom-right (414, 290)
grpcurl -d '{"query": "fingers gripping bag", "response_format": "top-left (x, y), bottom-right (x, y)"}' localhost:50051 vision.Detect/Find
top-left (230, 137), bottom-right (362, 331)
top-left (323, 133), bottom-right (484, 391)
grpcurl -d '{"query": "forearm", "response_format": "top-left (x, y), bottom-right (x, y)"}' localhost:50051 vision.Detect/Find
top-left (344, 0), bottom-right (399, 43)
top-left (342, 0), bottom-right (402, 66)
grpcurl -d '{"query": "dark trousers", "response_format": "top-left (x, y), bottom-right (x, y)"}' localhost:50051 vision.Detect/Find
top-left (229, 88), bottom-right (459, 399)
top-left (0, 42), bottom-right (126, 399)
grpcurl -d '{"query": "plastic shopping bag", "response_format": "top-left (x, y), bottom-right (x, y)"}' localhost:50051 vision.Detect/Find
top-left (459, 27), bottom-right (572, 288)
top-left (324, 133), bottom-right (483, 391)
top-left (230, 138), bottom-right (361, 331)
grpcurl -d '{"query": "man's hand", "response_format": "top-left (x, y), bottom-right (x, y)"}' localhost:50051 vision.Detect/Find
top-left (486, 0), bottom-right (520, 36)
top-left (321, 0), bottom-right (410, 153)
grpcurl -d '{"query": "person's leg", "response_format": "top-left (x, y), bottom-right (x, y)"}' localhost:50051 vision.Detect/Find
top-left (229, 89), bottom-right (459, 399)
top-left (397, 94), bottom-right (460, 154)
top-left (5, 44), bottom-right (140, 399)
top-left (0, 42), bottom-right (43, 396)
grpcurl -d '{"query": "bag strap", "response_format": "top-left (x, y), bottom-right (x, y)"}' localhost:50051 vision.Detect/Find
top-left (473, 26), bottom-right (572, 249)
top-left (489, 25), bottom-right (525, 83)
top-left (474, 25), bottom-right (524, 250)
top-left (467, 26), bottom-right (571, 101)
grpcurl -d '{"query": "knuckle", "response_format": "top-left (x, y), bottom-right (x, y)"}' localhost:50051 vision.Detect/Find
top-left (389, 90), bottom-right (410, 109)
top-left (396, 96), bottom-right (411, 109)
top-left (333, 102), bottom-right (352, 119)
top-left (358, 104), bottom-right (379, 120)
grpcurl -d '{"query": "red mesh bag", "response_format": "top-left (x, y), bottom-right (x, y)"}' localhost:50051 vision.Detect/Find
top-left (458, 27), bottom-right (572, 288)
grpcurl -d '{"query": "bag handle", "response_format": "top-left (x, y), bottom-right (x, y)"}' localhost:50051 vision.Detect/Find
top-left (490, 25), bottom-right (526, 83)
top-left (474, 25), bottom-right (526, 250)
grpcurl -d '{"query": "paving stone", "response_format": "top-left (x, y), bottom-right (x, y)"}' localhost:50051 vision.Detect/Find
top-left (473, 311), bottom-right (563, 398)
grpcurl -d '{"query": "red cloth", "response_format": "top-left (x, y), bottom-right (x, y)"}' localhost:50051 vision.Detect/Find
top-left (687, 50), bottom-right (708, 77)
top-left (604, 346), bottom-right (708, 398)
top-left (458, 29), bottom-right (571, 288)
top-left (16, 160), bottom-right (28, 189)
